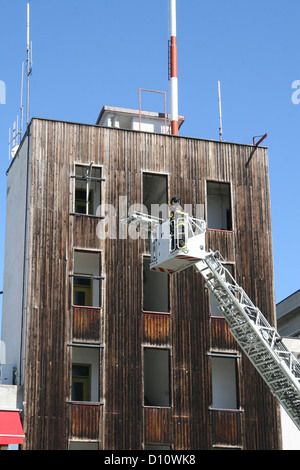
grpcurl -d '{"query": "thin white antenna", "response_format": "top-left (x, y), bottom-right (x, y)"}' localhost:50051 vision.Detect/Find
top-left (8, 121), bottom-right (18, 160)
top-left (26, 3), bottom-right (33, 127)
top-left (20, 61), bottom-right (24, 138)
top-left (218, 81), bottom-right (223, 141)
top-left (12, 121), bottom-right (16, 149)
top-left (8, 64), bottom-right (24, 159)
top-left (8, 4), bottom-right (33, 160)
top-left (8, 129), bottom-right (11, 160)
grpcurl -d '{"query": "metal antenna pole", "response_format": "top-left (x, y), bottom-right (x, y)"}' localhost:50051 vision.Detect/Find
top-left (218, 81), bottom-right (223, 141)
top-left (26, 3), bottom-right (32, 127)
top-left (8, 128), bottom-right (11, 160)
top-left (86, 162), bottom-right (94, 215)
top-left (20, 61), bottom-right (24, 139)
top-left (170, 0), bottom-right (178, 135)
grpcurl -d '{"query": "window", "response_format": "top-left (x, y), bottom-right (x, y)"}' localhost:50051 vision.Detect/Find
top-left (75, 188), bottom-right (93, 215)
top-left (143, 257), bottom-right (169, 313)
top-left (71, 346), bottom-right (100, 402)
top-left (144, 348), bottom-right (170, 407)
top-left (143, 173), bottom-right (168, 219)
top-left (207, 182), bottom-right (232, 231)
top-left (144, 445), bottom-right (171, 450)
top-left (72, 364), bottom-right (91, 401)
top-left (211, 355), bottom-right (239, 410)
top-left (69, 442), bottom-right (99, 450)
top-left (73, 276), bottom-right (93, 307)
top-left (210, 264), bottom-right (234, 317)
top-left (72, 251), bottom-right (102, 308)
top-left (72, 164), bottom-right (103, 216)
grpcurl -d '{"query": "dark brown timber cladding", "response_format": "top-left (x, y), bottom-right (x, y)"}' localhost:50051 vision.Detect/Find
top-left (69, 403), bottom-right (102, 440)
top-left (72, 307), bottom-right (103, 343)
top-left (22, 119), bottom-right (281, 449)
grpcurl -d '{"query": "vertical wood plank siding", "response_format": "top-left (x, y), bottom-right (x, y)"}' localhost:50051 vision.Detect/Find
top-left (210, 317), bottom-right (237, 351)
top-left (144, 408), bottom-right (171, 445)
top-left (206, 230), bottom-right (235, 261)
top-left (69, 403), bottom-right (102, 441)
top-left (22, 118), bottom-right (280, 450)
top-left (72, 307), bottom-right (103, 343)
top-left (143, 314), bottom-right (171, 346)
top-left (211, 410), bottom-right (243, 447)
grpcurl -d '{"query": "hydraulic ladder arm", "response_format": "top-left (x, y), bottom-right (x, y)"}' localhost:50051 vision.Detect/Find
top-left (196, 252), bottom-right (300, 431)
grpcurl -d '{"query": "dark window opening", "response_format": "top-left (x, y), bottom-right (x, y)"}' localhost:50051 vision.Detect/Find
top-left (72, 364), bottom-right (91, 402)
top-left (144, 445), bottom-right (171, 450)
top-left (144, 348), bottom-right (170, 407)
top-left (73, 251), bottom-right (102, 308)
top-left (73, 164), bottom-right (103, 216)
top-left (143, 173), bottom-right (168, 220)
top-left (75, 188), bottom-right (93, 215)
top-left (207, 182), bottom-right (232, 231)
top-left (211, 355), bottom-right (239, 410)
top-left (143, 257), bottom-right (169, 313)
top-left (71, 347), bottom-right (100, 403)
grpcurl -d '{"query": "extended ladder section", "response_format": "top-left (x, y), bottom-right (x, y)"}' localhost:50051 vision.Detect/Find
top-left (195, 252), bottom-right (300, 431)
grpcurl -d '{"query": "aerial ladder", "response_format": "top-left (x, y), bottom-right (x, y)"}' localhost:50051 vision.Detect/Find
top-left (121, 211), bottom-right (300, 432)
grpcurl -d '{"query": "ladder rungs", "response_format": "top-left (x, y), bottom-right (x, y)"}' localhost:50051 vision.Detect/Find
top-left (197, 254), bottom-right (300, 432)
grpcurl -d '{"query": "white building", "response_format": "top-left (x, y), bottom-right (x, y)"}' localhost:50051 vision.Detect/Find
top-left (277, 290), bottom-right (300, 450)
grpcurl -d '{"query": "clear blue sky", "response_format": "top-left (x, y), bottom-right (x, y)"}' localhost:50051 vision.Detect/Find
top-left (0, 0), bottom-right (299, 334)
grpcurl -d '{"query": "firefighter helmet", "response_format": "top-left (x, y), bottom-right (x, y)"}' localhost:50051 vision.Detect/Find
top-left (170, 196), bottom-right (180, 205)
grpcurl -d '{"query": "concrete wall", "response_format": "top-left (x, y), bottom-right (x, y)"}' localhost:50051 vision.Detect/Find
top-left (1, 133), bottom-right (30, 385)
top-left (0, 385), bottom-right (23, 410)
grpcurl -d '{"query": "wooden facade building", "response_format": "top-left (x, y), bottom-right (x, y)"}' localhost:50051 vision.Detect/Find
top-left (1, 107), bottom-right (282, 449)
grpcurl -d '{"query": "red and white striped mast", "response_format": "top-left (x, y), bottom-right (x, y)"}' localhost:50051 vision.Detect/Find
top-left (169, 0), bottom-right (178, 135)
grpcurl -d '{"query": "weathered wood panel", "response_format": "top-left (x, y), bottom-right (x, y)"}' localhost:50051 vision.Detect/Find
top-left (69, 403), bottom-right (102, 441)
top-left (23, 120), bottom-right (72, 450)
top-left (21, 119), bottom-right (280, 450)
top-left (211, 410), bottom-right (243, 447)
top-left (210, 317), bottom-right (238, 351)
top-left (72, 306), bottom-right (103, 343)
top-left (173, 417), bottom-right (193, 450)
top-left (73, 215), bottom-right (102, 250)
top-left (144, 407), bottom-right (171, 445)
top-left (143, 313), bottom-right (171, 346)
top-left (206, 229), bottom-right (235, 262)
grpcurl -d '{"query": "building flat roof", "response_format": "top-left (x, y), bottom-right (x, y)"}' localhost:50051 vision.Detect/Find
top-left (277, 290), bottom-right (300, 320)
top-left (7, 113), bottom-right (268, 176)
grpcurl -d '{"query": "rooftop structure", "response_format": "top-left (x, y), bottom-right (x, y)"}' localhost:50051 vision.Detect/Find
top-left (96, 105), bottom-right (185, 135)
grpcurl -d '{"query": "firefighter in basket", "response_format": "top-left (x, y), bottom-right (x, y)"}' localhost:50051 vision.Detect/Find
top-left (169, 196), bottom-right (186, 251)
